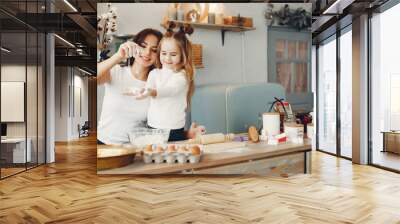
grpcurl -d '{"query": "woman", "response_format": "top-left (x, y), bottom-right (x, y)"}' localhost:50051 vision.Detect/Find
top-left (97, 28), bottom-right (202, 145)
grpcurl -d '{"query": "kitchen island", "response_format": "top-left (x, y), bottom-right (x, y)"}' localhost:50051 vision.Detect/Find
top-left (97, 140), bottom-right (311, 176)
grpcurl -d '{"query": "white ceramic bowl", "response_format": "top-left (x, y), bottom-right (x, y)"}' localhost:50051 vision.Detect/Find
top-left (128, 128), bottom-right (170, 147)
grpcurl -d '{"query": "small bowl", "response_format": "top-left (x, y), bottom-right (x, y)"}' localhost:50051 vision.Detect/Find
top-left (128, 128), bottom-right (170, 147)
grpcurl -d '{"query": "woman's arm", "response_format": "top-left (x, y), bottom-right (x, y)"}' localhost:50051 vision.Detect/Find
top-left (97, 54), bottom-right (122, 85)
top-left (97, 41), bottom-right (138, 85)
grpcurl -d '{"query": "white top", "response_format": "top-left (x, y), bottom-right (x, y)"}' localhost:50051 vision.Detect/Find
top-left (146, 68), bottom-right (188, 129)
top-left (98, 66), bottom-right (150, 145)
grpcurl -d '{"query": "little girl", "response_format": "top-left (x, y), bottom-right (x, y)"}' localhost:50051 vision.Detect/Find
top-left (136, 24), bottom-right (195, 142)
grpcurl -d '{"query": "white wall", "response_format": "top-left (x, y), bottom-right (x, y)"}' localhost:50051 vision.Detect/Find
top-left (1, 63), bottom-right (46, 163)
top-left (55, 67), bottom-right (89, 141)
top-left (1, 65), bottom-right (37, 137)
top-left (97, 3), bottom-right (311, 121)
top-left (97, 3), bottom-right (270, 120)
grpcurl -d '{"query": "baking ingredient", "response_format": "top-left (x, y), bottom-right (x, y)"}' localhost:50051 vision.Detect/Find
top-left (156, 146), bottom-right (164, 153)
top-left (167, 144), bottom-right (176, 153)
top-left (144, 144), bottom-right (153, 153)
top-left (190, 145), bottom-right (201, 155)
top-left (248, 126), bottom-right (259, 143)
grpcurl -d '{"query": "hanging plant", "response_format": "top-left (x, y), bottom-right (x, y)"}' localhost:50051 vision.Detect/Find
top-left (97, 3), bottom-right (118, 61)
top-left (264, 4), bottom-right (311, 30)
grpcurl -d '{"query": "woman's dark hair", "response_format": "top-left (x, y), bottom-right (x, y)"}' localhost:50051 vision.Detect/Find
top-left (129, 28), bottom-right (163, 70)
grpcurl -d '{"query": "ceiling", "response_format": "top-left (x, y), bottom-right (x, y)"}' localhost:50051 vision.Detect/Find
top-left (1, 0), bottom-right (395, 74)
top-left (311, 0), bottom-right (390, 42)
top-left (0, 0), bottom-right (96, 75)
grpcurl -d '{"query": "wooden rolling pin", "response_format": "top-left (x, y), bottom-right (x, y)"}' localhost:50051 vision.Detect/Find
top-left (188, 133), bottom-right (235, 145)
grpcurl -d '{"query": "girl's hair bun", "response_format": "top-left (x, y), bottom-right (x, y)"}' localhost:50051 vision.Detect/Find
top-left (183, 24), bottom-right (194, 35)
top-left (177, 24), bottom-right (194, 37)
top-left (166, 21), bottom-right (176, 34)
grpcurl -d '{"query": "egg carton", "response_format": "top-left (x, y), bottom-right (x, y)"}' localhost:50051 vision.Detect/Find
top-left (142, 144), bottom-right (202, 164)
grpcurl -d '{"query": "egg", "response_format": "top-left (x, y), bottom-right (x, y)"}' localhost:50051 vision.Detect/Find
top-left (144, 144), bottom-right (153, 154)
top-left (156, 146), bottom-right (164, 153)
top-left (167, 145), bottom-right (176, 153)
top-left (190, 145), bottom-right (201, 155)
top-left (178, 145), bottom-right (188, 153)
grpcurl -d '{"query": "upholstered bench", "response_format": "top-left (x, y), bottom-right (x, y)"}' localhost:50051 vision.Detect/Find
top-left (191, 83), bottom-right (286, 134)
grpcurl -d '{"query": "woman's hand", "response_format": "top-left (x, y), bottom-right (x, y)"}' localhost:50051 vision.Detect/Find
top-left (98, 42), bottom-right (139, 84)
top-left (116, 41), bottom-right (139, 61)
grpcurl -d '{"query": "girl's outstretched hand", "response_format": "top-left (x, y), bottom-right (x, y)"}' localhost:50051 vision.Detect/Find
top-left (135, 88), bottom-right (153, 100)
top-left (122, 87), bottom-right (141, 96)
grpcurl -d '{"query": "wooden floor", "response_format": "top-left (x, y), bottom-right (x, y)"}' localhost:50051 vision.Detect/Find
top-left (1, 167), bottom-right (26, 178)
top-left (372, 150), bottom-right (400, 171)
top-left (1, 136), bottom-right (400, 224)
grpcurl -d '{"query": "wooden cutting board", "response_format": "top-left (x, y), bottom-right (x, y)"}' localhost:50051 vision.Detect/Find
top-left (97, 146), bottom-right (137, 170)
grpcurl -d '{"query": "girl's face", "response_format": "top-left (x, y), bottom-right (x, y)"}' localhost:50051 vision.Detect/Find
top-left (135, 34), bottom-right (159, 68)
top-left (160, 38), bottom-right (182, 70)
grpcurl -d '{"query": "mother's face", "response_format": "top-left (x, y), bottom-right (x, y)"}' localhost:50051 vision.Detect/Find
top-left (135, 34), bottom-right (159, 68)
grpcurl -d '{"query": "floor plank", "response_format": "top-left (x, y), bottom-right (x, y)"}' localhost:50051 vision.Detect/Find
top-left (372, 151), bottom-right (400, 171)
top-left (0, 135), bottom-right (399, 223)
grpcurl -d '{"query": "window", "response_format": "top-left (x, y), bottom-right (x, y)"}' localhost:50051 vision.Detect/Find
top-left (371, 3), bottom-right (400, 171)
top-left (317, 36), bottom-right (337, 154)
top-left (340, 27), bottom-right (352, 158)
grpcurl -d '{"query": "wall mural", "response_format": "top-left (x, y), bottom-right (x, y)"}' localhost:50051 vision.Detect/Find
top-left (264, 4), bottom-right (312, 30)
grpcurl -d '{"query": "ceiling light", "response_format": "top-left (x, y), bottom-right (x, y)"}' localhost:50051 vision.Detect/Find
top-left (63, 0), bottom-right (78, 12)
top-left (54, 34), bottom-right (75, 48)
top-left (323, 0), bottom-right (354, 15)
top-left (78, 67), bottom-right (93, 76)
top-left (323, 0), bottom-right (341, 14)
top-left (1, 47), bottom-right (11, 53)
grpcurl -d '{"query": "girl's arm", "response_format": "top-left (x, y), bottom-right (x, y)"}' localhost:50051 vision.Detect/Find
top-left (135, 70), bottom-right (157, 99)
top-left (149, 74), bottom-right (187, 98)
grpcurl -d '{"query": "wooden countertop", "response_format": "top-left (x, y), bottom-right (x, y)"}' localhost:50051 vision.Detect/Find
top-left (98, 140), bottom-right (311, 175)
top-left (97, 145), bottom-right (136, 158)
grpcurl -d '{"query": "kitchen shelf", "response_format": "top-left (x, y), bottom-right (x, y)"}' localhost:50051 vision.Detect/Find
top-left (161, 20), bottom-right (256, 46)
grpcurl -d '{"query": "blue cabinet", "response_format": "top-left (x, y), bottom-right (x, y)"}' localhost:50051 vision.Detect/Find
top-left (267, 27), bottom-right (313, 112)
